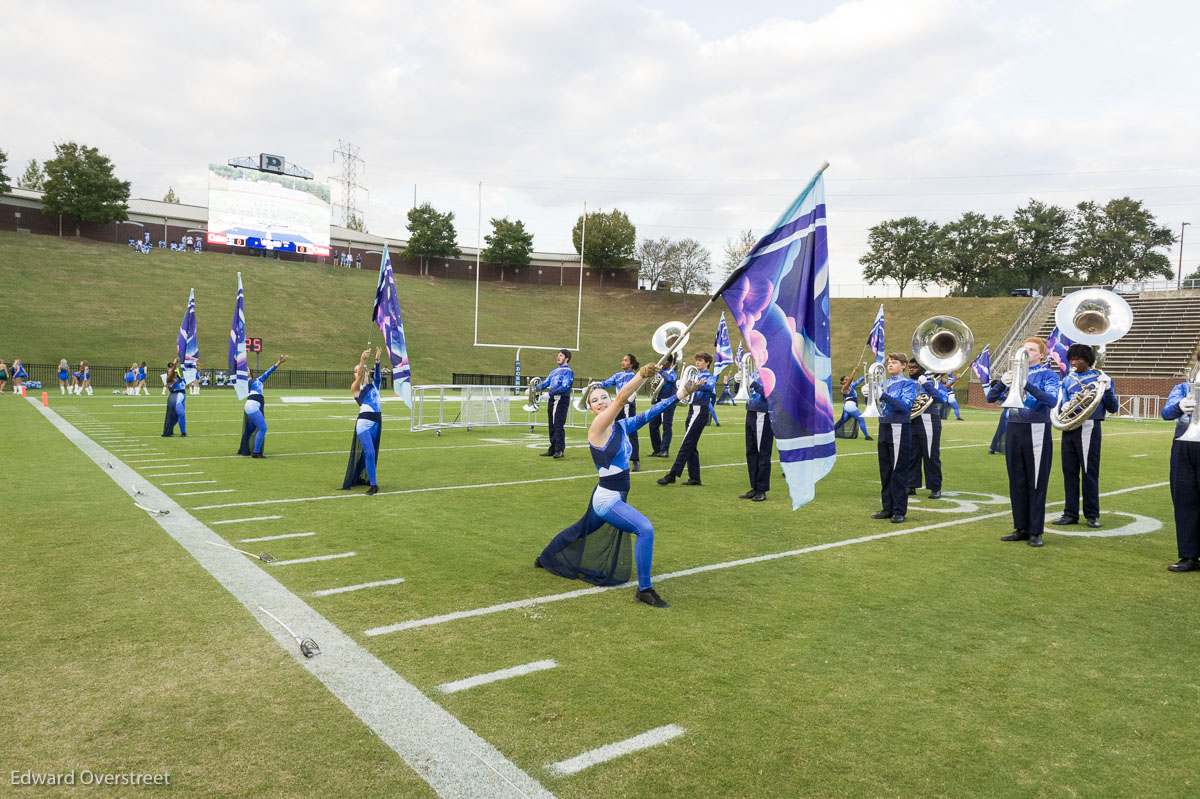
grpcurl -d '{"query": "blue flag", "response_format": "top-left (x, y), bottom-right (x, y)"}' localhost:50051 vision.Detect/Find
top-left (1046, 326), bottom-right (1073, 376)
top-left (229, 273), bottom-right (249, 400)
top-left (713, 313), bottom-right (734, 374)
top-left (867, 303), bottom-right (885, 362)
top-left (719, 167), bottom-right (835, 509)
top-left (970, 345), bottom-right (991, 384)
top-left (735, 341), bottom-right (744, 366)
top-left (177, 288), bottom-right (198, 384)
top-left (373, 244), bottom-right (412, 407)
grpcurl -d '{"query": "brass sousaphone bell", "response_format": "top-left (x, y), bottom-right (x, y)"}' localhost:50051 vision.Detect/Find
top-left (910, 316), bottom-right (974, 418)
top-left (1049, 289), bottom-right (1133, 430)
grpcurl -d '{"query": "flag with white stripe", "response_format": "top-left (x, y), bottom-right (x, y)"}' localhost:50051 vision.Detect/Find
top-left (373, 244), bottom-right (412, 407)
top-left (229, 273), bottom-right (249, 399)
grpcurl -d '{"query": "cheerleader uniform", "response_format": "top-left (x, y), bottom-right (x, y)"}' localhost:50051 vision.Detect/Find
top-left (162, 375), bottom-right (187, 436)
top-left (600, 369), bottom-right (639, 467)
top-left (124, 369), bottom-right (135, 394)
top-left (137, 365), bottom-right (148, 395)
top-left (342, 361), bottom-right (382, 492)
top-left (240, 364), bottom-right (279, 457)
top-left (58, 365), bottom-right (70, 394)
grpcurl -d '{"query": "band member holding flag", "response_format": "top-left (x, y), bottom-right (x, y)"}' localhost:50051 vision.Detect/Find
top-left (647, 353), bottom-right (678, 458)
top-left (162, 359), bottom-right (188, 436)
top-left (600, 354), bottom-right (641, 471)
top-left (239, 354), bottom-right (290, 458)
top-left (658, 352), bottom-right (717, 486)
top-left (535, 349), bottom-right (574, 459)
top-left (872, 353), bottom-right (919, 522)
top-left (1052, 344), bottom-right (1117, 528)
top-left (833, 373), bottom-right (872, 440)
top-left (342, 347), bottom-right (384, 495)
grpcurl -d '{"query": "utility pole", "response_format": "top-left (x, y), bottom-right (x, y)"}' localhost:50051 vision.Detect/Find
top-left (1180, 222), bottom-right (1191, 290)
top-left (331, 140), bottom-right (368, 229)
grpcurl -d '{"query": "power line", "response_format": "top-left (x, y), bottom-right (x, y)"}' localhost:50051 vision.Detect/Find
top-left (330, 140), bottom-right (368, 228)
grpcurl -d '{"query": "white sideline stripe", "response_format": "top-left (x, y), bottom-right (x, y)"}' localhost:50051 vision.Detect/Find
top-left (138, 463), bottom-right (192, 470)
top-left (311, 577), bottom-right (407, 597)
top-left (271, 552), bottom-right (357, 566)
top-left (437, 660), bottom-right (557, 694)
top-left (151, 471), bottom-right (203, 477)
top-left (29, 397), bottom-right (558, 799)
top-left (177, 489), bottom-right (237, 496)
top-left (241, 531), bottom-right (317, 543)
top-left (364, 480), bottom-right (1170, 636)
top-left (162, 480), bottom-right (218, 486)
top-left (210, 515), bottom-right (283, 525)
top-left (546, 724), bottom-right (685, 777)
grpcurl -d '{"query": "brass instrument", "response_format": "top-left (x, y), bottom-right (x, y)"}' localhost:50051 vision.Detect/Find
top-left (1050, 289), bottom-right (1134, 431)
top-left (910, 316), bottom-right (974, 418)
top-left (648, 321), bottom-right (691, 398)
top-left (734, 352), bottom-right (755, 401)
top-left (572, 380), bottom-right (603, 413)
top-left (522, 377), bottom-right (544, 413)
top-left (1001, 347), bottom-right (1030, 410)
top-left (860, 361), bottom-right (886, 418)
top-left (1178, 364), bottom-right (1200, 444)
top-left (678, 364), bottom-right (701, 403)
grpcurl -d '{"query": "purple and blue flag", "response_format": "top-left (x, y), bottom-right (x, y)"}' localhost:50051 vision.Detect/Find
top-left (713, 313), bottom-right (734, 375)
top-left (970, 345), bottom-right (991, 385)
top-left (867, 303), bottom-right (885, 363)
top-left (719, 166), bottom-right (835, 509)
top-left (1046, 326), bottom-right (1073, 376)
top-left (178, 288), bottom-right (198, 384)
top-left (229, 273), bottom-right (249, 400)
top-left (373, 244), bottom-right (412, 407)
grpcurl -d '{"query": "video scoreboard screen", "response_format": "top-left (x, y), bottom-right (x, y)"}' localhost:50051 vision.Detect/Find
top-left (206, 164), bottom-right (332, 256)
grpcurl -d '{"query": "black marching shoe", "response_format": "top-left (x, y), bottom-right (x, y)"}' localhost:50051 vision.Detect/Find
top-left (1086, 518), bottom-right (1101, 529)
top-left (657, 474), bottom-right (676, 485)
top-left (871, 510), bottom-right (893, 519)
top-left (682, 478), bottom-right (702, 486)
top-left (251, 452), bottom-right (265, 459)
top-left (1051, 515), bottom-right (1078, 525)
top-left (752, 492), bottom-right (766, 502)
top-left (539, 450), bottom-right (555, 457)
top-left (1028, 534), bottom-right (1044, 547)
top-left (631, 460), bottom-right (640, 472)
top-left (553, 452), bottom-right (564, 459)
top-left (534, 557), bottom-right (545, 569)
top-left (1001, 530), bottom-right (1030, 542)
top-left (635, 587), bottom-right (670, 608)
top-left (891, 515), bottom-right (906, 523)
top-left (907, 487), bottom-right (917, 496)
top-left (864, 436), bottom-right (873, 441)
top-left (927, 491), bottom-right (941, 499)
top-left (1168, 558), bottom-right (1200, 573)
top-left (365, 485), bottom-right (379, 496)
top-left (738, 490), bottom-right (757, 500)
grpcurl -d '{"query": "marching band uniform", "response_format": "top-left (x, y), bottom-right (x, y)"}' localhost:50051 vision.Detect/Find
top-left (874, 373), bottom-right (919, 521)
top-left (1054, 369), bottom-right (1118, 527)
top-left (601, 367), bottom-right (640, 469)
top-left (1163, 381), bottom-right (1200, 571)
top-left (536, 360), bottom-right (574, 459)
top-left (342, 360), bottom-right (382, 493)
top-left (239, 363), bottom-right (280, 457)
top-left (833, 376), bottom-right (872, 440)
top-left (987, 385), bottom-right (1009, 454)
top-left (659, 367), bottom-right (717, 485)
top-left (162, 373), bottom-right (187, 436)
top-left (538, 394), bottom-right (680, 603)
top-left (909, 374), bottom-right (947, 497)
top-left (741, 374), bottom-right (774, 501)
top-left (987, 364), bottom-right (1061, 546)
top-left (648, 365), bottom-right (678, 457)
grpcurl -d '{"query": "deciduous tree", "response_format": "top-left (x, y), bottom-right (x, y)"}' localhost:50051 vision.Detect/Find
top-left (41, 141), bottom-right (130, 236)
top-left (664, 238), bottom-right (712, 295)
top-left (0, 149), bottom-right (10, 195)
top-left (721, 229), bottom-right (757, 278)
top-left (860, 217), bottom-right (939, 297)
top-left (163, 186), bottom-right (180, 203)
top-left (1068, 197), bottom-right (1174, 285)
top-left (572, 208), bottom-right (636, 287)
top-left (636, 237), bottom-right (675, 289)
top-left (934, 212), bottom-right (1004, 296)
top-left (998, 199), bottom-right (1071, 294)
top-left (480, 217), bottom-right (534, 281)
top-left (403, 202), bottom-right (461, 276)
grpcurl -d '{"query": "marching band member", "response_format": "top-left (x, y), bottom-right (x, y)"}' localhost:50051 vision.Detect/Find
top-left (537, 362), bottom-right (696, 607)
top-left (647, 353), bottom-right (678, 458)
top-left (600, 354), bottom-right (641, 471)
top-left (658, 352), bottom-right (717, 486)
top-left (342, 348), bottom-right (383, 495)
top-left (239, 354), bottom-right (289, 458)
top-left (1163, 360), bottom-right (1200, 572)
top-left (535, 349), bottom-right (574, 459)
top-left (942, 374), bottom-right (963, 420)
top-left (833, 374), bottom-right (873, 440)
top-left (162, 359), bottom-right (188, 436)
top-left (872, 353), bottom-right (919, 523)
top-left (1052, 344), bottom-right (1117, 529)
top-left (987, 338), bottom-right (1061, 548)
top-left (740, 365), bottom-right (773, 501)
top-left (907, 361), bottom-right (947, 499)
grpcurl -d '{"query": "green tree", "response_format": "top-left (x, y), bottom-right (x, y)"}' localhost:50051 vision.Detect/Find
top-left (997, 199), bottom-right (1071, 294)
top-left (346, 212), bottom-right (368, 233)
top-left (664, 238), bottom-right (712, 295)
top-left (19, 159), bottom-right (45, 190)
top-left (860, 217), bottom-right (940, 297)
top-left (480, 217), bottom-right (534, 281)
top-left (636, 237), bottom-right (676, 290)
top-left (42, 141), bottom-right (130, 236)
top-left (1068, 197), bottom-right (1174, 285)
top-left (572, 208), bottom-right (636, 287)
top-left (934, 212), bottom-right (1005, 296)
top-left (0, 149), bottom-right (10, 194)
top-left (163, 186), bottom-right (180, 203)
top-left (721, 229), bottom-right (757, 278)
top-left (1185, 265), bottom-right (1200, 284)
top-left (403, 202), bottom-right (460, 275)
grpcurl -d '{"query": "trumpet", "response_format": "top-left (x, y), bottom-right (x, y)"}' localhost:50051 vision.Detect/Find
top-left (860, 360), bottom-right (886, 418)
top-left (522, 377), bottom-right (544, 413)
top-left (572, 380), bottom-right (603, 413)
top-left (1050, 289), bottom-right (1133, 431)
top-left (1178, 364), bottom-right (1200, 444)
top-left (648, 321), bottom-right (690, 397)
top-left (910, 316), bottom-right (974, 418)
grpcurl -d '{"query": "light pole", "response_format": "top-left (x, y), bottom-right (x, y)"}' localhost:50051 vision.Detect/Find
top-left (1180, 222), bottom-right (1191, 290)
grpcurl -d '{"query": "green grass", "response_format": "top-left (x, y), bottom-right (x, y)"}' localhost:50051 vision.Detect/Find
top-left (4, 387), bottom-right (1195, 798)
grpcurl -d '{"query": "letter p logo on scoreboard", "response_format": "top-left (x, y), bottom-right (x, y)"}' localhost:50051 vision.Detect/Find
top-left (260, 153), bottom-right (285, 174)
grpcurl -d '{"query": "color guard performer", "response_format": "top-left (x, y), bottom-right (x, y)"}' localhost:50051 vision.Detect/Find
top-left (1051, 344), bottom-right (1117, 529)
top-left (833, 374), bottom-right (872, 440)
top-left (162, 359), bottom-right (188, 436)
top-left (535, 349), bottom-right (574, 459)
top-left (1163, 360), bottom-right (1200, 572)
top-left (342, 348), bottom-right (383, 495)
top-left (239, 354), bottom-right (290, 458)
top-left (872, 353), bottom-right (919, 523)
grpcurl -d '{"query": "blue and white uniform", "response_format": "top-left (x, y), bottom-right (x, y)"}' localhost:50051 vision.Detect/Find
top-left (666, 368), bottom-right (717, 482)
top-left (648, 367), bottom-right (678, 456)
top-left (242, 363), bottom-right (279, 455)
top-left (536, 363), bottom-right (574, 456)
top-left (162, 374), bottom-right (187, 436)
top-left (833, 375), bottom-right (871, 439)
top-left (909, 376), bottom-right (948, 494)
top-left (877, 374), bottom-right (919, 517)
top-left (1163, 382), bottom-right (1200, 560)
top-left (342, 361), bottom-right (383, 489)
top-left (942, 378), bottom-right (962, 420)
top-left (1058, 368), bottom-right (1118, 522)
top-left (539, 395), bottom-right (679, 589)
top-left (57, 365), bottom-right (70, 381)
top-left (744, 375), bottom-right (774, 495)
top-left (601, 368), bottom-right (640, 463)
top-left (987, 364), bottom-right (1061, 537)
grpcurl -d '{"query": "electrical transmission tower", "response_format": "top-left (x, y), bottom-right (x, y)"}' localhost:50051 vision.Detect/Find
top-left (331, 140), bottom-right (368, 228)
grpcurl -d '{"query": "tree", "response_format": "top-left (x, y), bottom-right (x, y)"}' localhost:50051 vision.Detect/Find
top-left (664, 238), bottom-right (712, 295)
top-left (572, 208), bottom-right (636, 287)
top-left (163, 186), bottom-right (180, 203)
top-left (1068, 197), bottom-right (1174, 286)
top-left (636, 237), bottom-right (675, 289)
top-left (860, 217), bottom-right (940, 297)
top-left (934, 212), bottom-right (1004, 296)
top-left (0, 149), bottom-right (9, 195)
top-left (346, 212), bottom-right (368, 233)
top-left (997, 199), bottom-right (1071, 294)
top-left (41, 141), bottom-right (130, 236)
top-left (403, 202), bottom-right (460, 275)
top-left (721, 229), bottom-right (757, 277)
top-left (18, 158), bottom-right (44, 190)
top-left (480, 217), bottom-right (534, 281)
top-left (1185, 265), bottom-right (1200, 284)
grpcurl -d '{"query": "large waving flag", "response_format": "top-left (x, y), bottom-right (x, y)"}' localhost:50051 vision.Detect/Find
top-left (177, 288), bottom-right (198, 384)
top-left (719, 165), bottom-right (835, 509)
top-left (712, 313), bottom-right (734, 375)
top-left (867, 303), bottom-right (885, 363)
top-left (970, 345), bottom-right (991, 384)
top-left (1046, 326), bottom-right (1073, 376)
top-left (373, 244), bottom-right (412, 407)
top-left (229, 273), bottom-right (249, 400)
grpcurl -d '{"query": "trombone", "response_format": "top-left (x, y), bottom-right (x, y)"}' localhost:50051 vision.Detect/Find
top-left (1049, 289), bottom-right (1133, 431)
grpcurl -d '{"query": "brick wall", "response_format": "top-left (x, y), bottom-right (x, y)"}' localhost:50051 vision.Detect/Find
top-left (964, 375), bottom-right (1183, 409)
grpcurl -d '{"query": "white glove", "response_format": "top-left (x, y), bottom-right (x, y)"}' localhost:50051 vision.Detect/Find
top-left (1181, 397), bottom-right (1197, 414)
top-left (1000, 371), bottom-right (1013, 387)
top-left (917, 375), bottom-right (928, 385)
top-left (1097, 374), bottom-right (1112, 390)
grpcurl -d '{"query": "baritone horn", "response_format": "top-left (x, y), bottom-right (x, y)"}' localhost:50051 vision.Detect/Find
top-left (572, 380), bottom-right (603, 413)
top-left (522, 377), bottom-right (544, 413)
top-left (861, 360), bottom-right (886, 418)
top-left (1001, 347), bottom-right (1031, 410)
top-left (1176, 363), bottom-right (1200, 443)
top-left (734, 352), bottom-right (755, 401)
top-left (910, 316), bottom-right (974, 418)
top-left (648, 320), bottom-right (691, 397)
top-left (1050, 289), bottom-right (1133, 430)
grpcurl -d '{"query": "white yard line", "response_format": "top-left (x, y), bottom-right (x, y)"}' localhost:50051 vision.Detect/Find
top-left (162, 480), bottom-right (218, 486)
top-left (29, 397), bottom-right (559, 799)
top-left (271, 552), bottom-right (357, 566)
top-left (437, 660), bottom-right (557, 695)
top-left (546, 724), bottom-right (685, 777)
top-left (240, 532), bottom-right (317, 543)
top-left (137, 463), bottom-right (192, 470)
top-left (310, 577), bottom-right (407, 597)
top-left (176, 489), bottom-right (237, 496)
top-left (210, 515), bottom-right (283, 525)
top-left (150, 472), bottom-right (204, 477)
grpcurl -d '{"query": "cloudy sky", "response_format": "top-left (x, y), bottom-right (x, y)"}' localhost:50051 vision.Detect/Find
top-left (4, 0), bottom-right (1197, 295)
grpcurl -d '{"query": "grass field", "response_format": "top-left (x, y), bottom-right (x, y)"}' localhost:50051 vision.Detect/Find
top-left (4, 387), bottom-right (1196, 798)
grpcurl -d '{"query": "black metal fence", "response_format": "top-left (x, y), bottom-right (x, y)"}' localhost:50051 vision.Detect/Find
top-left (19, 363), bottom-right (386, 390)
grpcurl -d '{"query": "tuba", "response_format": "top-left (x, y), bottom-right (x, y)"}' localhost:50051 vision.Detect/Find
top-left (648, 321), bottom-right (691, 398)
top-left (522, 377), bottom-right (544, 413)
top-left (1177, 364), bottom-right (1200, 443)
top-left (910, 316), bottom-right (974, 418)
top-left (860, 361), bottom-right (887, 418)
top-left (1050, 289), bottom-right (1133, 431)
top-left (573, 380), bottom-right (602, 413)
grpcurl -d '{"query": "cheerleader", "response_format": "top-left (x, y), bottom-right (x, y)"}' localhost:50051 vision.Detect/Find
top-left (136, 361), bottom-right (149, 396)
top-left (239, 354), bottom-right (289, 458)
top-left (341, 348), bottom-right (383, 494)
top-left (124, 364), bottom-right (137, 395)
top-left (162, 359), bottom-right (188, 436)
top-left (77, 361), bottom-right (93, 396)
top-left (0, 360), bottom-right (8, 395)
top-left (57, 359), bottom-right (71, 394)
top-left (10, 359), bottom-right (27, 395)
